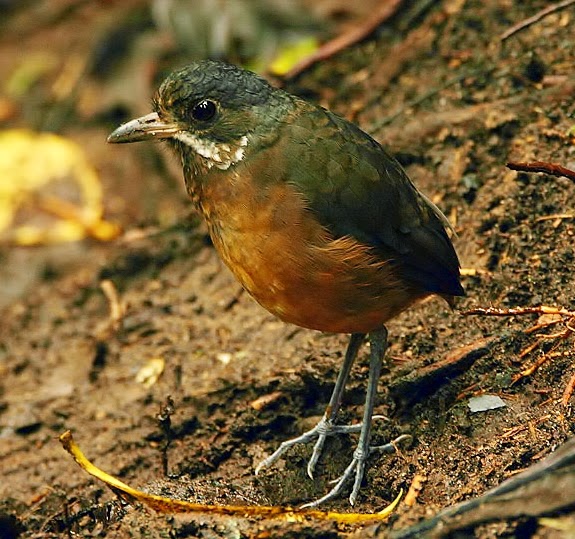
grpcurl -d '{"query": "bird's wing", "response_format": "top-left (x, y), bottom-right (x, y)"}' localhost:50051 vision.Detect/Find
top-left (282, 105), bottom-right (463, 297)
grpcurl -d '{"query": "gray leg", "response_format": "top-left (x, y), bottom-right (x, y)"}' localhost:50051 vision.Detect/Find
top-left (255, 333), bottom-right (366, 476)
top-left (301, 326), bottom-right (389, 508)
top-left (306, 332), bottom-right (366, 478)
top-left (350, 326), bottom-right (388, 504)
top-left (256, 328), bottom-right (409, 508)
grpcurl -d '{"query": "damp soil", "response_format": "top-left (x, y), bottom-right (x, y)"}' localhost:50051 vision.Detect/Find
top-left (1, 1), bottom-right (575, 538)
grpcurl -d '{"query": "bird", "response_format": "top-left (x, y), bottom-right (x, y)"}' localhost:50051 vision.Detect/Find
top-left (108, 60), bottom-right (464, 507)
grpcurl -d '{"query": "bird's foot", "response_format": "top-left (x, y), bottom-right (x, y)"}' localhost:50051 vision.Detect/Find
top-left (254, 414), bottom-right (386, 478)
top-left (300, 434), bottom-right (412, 508)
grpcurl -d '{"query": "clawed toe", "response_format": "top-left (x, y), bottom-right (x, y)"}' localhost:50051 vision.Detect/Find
top-left (371, 433), bottom-right (412, 454)
top-left (255, 415), bottom-right (371, 477)
top-left (256, 414), bottom-right (391, 476)
top-left (255, 330), bottom-right (410, 507)
top-left (299, 433), bottom-right (411, 508)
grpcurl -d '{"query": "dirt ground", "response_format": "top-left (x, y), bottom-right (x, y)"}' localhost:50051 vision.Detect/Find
top-left (1, 1), bottom-right (575, 537)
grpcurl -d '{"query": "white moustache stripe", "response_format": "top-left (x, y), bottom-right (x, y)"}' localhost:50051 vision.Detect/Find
top-left (174, 132), bottom-right (248, 170)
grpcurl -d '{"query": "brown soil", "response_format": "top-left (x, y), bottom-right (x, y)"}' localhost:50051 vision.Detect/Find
top-left (1, 1), bottom-right (574, 538)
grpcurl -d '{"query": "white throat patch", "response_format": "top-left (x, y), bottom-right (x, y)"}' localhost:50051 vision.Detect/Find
top-left (174, 132), bottom-right (248, 170)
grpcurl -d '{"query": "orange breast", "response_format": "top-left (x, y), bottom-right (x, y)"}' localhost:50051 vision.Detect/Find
top-left (198, 170), bottom-right (427, 334)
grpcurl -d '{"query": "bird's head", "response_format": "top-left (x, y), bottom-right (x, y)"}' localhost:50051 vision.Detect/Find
top-left (108, 60), bottom-right (290, 172)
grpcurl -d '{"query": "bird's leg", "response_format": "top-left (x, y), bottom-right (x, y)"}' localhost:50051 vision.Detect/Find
top-left (306, 332), bottom-right (366, 478)
top-left (301, 326), bottom-right (394, 508)
top-left (255, 333), bottom-right (366, 476)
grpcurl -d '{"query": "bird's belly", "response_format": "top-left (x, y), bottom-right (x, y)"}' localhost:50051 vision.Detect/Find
top-left (210, 224), bottom-right (425, 334)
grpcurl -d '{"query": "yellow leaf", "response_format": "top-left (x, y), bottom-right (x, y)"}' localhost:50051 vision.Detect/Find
top-left (59, 430), bottom-right (402, 523)
top-left (135, 357), bottom-right (166, 388)
top-left (268, 37), bottom-right (319, 76)
top-left (0, 129), bottom-right (120, 245)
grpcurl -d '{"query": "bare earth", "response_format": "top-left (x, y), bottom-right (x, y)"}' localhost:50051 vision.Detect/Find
top-left (1, 1), bottom-right (574, 537)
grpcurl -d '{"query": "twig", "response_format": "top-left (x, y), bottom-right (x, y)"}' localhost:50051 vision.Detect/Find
top-left (463, 306), bottom-right (573, 317)
top-left (284, 0), bottom-right (404, 80)
top-left (500, 414), bottom-right (552, 439)
top-left (506, 160), bottom-right (575, 183)
top-left (535, 214), bottom-right (574, 222)
top-left (562, 371), bottom-right (575, 406)
top-left (500, 0), bottom-right (575, 41)
top-left (513, 344), bottom-right (564, 384)
top-left (100, 279), bottom-right (126, 331)
top-left (157, 396), bottom-right (175, 477)
top-left (390, 437), bottom-right (575, 538)
top-left (464, 305), bottom-right (575, 392)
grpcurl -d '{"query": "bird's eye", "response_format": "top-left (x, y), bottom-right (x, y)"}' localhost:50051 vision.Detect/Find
top-left (191, 100), bottom-right (217, 122)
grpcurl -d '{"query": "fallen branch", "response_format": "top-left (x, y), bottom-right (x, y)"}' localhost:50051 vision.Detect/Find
top-left (391, 436), bottom-right (575, 538)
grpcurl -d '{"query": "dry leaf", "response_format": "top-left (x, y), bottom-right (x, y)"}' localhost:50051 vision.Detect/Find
top-left (59, 430), bottom-right (402, 523)
top-left (0, 129), bottom-right (120, 245)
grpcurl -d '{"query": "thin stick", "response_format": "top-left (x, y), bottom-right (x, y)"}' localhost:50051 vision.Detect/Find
top-left (501, 0), bottom-right (575, 41)
top-left (506, 161), bottom-right (575, 183)
top-left (284, 0), bottom-right (403, 80)
top-left (463, 306), bottom-right (574, 317)
top-left (562, 371), bottom-right (575, 406)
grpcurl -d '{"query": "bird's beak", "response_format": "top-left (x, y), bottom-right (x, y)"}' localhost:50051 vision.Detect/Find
top-left (107, 112), bottom-right (179, 144)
